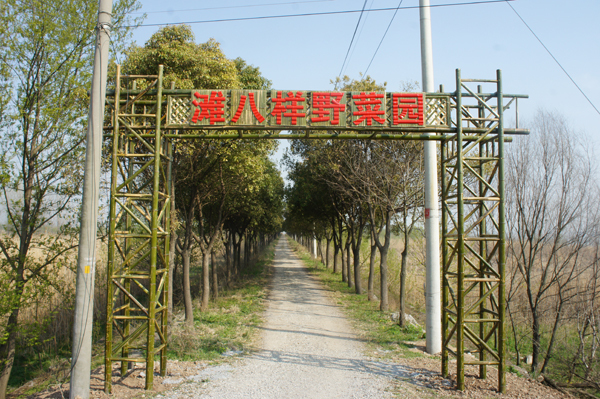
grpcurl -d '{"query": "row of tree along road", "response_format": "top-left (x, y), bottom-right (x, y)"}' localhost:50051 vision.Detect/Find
top-left (284, 108), bottom-right (600, 388)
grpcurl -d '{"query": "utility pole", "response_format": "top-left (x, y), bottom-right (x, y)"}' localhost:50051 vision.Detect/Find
top-left (70, 1), bottom-right (112, 398)
top-left (419, 0), bottom-right (442, 355)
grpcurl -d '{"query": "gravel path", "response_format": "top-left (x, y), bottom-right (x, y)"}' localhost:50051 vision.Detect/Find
top-left (165, 238), bottom-right (397, 398)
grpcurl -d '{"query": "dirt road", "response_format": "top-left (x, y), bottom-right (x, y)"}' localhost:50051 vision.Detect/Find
top-left (185, 237), bottom-right (395, 398)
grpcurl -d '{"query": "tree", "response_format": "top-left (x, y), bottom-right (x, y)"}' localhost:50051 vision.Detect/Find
top-left (233, 57), bottom-right (272, 91)
top-left (358, 141), bottom-right (423, 315)
top-left (123, 25), bottom-right (238, 324)
top-left (285, 75), bottom-right (424, 310)
top-left (283, 143), bottom-right (336, 268)
top-left (195, 141), bottom-right (278, 309)
top-left (121, 25), bottom-right (278, 323)
top-left (0, 0), bottom-right (140, 396)
top-left (286, 75), bottom-right (414, 299)
top-left (506, 110), bottom-right (600, 374)
top-left (285, 139), bottom-right (366, 293)
top-left (123, 26), bottom-right (240, 90)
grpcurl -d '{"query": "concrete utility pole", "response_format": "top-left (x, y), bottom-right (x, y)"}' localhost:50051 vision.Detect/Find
top-left (70, 1), bottom-right (112, 398)
top-left (419, 0), bottom-right (442, 355)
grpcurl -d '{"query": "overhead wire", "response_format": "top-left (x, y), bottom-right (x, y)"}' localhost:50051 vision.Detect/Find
top-left (363, 0), bottom-right (404, 76)
top-left (134, 0), bottom-right (337, 15)
top-left (126, 0), bottom-right (514, 28)
top-left (505, 1), bottom-right (600, 117)
top-left (338, 0), bottom-right (370, 79)
top-left (344, 0), bottom-right (375, 75)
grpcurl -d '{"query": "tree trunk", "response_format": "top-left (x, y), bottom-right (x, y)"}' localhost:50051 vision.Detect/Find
top-left (326, 236), bottom-right (331, 269)
top-left (168, 177), bottom-right (177, 320)
top-left (532, 311), bottom-right (541, 374)
top-left (540, 300), bottom-right (565, 374)
top-left (180, 196), bottom-right (196, 325)
top-left (168, 230), bottom-right (177, 320)
top-left (508, 304), bottom-right (521, 366)
top-left (211, 250), bottom-right (218, 300)
top-left (353, 243), bottom-right (362, 295)
top-left (399, 244), bottom-right (408, 327)
top-left (341, 238), bottom-right (347, 282)
top-left (368, 236), bottom-right (376, 301)
top-left (233, 232), bottom-right (240, 278)
top-left (0, 305), bottom-right (20, 399)
top-left (201, 252), bottom-right (210, 310)
top-left (379, 247), bottom-right (389, 311)
top-left (346, 243), bottom-right (353, 288)
top-left (244, 235), bottom-right (250, 270)
top-left (236, 239), bottom-right (242, 276)
top-left (399, 213), bottom-right (412, 325)
top-left (333, 244), bottom-right (339, 274)
top-left (182, 248), bottom-right (193, 326)
top-left (225, 232), bottom-right (232, 286)
top-left (318, 239), bottom-right (324, 264)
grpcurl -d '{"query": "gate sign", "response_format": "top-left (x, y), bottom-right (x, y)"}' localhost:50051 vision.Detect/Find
top-left (166, 90), bottom-right (450, 130)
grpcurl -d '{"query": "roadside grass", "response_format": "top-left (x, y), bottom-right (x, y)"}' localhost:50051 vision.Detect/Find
top-left (167, 242), bottom-right (275, 361)
top-left (6, 241), bottom-right (275, 399)
top-left (286, 238), bottom-right (426, 361)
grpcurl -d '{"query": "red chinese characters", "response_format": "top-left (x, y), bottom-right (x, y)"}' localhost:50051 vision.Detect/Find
top-left (311, 92), bottom-right (346, 125)
top-left (191, 91), bottom-right (226, 124)
top-left (271, 91), bottom-right (306, 125)
top-left (352, 92), bottom-right (386, 126)
top-left (182, 90), bottom-right (431, 129)
top-left (231, 92), bottom-right (265, 123)
top-left (392, 93), bottom-right (424, 125)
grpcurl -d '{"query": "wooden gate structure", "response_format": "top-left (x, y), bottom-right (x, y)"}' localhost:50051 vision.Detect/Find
top-left (103, 64), bottom-right (527, 393)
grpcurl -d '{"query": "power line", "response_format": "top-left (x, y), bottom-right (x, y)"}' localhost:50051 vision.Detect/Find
top-left (505, 1), bottom-right (600, 117)
top-left (134, 0), bottom-right (336, 15)
top-left (364, 0), bottom-right (404, 76)
top-left (338, 0), bottom-right (369, 79)
top-left (345, 0), bottom-right (375, 72)
top-left (127, 0), bottom-right (514, 28)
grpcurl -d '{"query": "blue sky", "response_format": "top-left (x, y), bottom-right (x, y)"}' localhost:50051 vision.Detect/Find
top-left (130, 0), bottom-right (600, 166)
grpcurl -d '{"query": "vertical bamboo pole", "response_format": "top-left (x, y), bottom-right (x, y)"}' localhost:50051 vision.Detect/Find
top-left (477, 85), bottom-right (487, 380)
top-left (146, 65), bottom-right (164, 390)
top-left (441, 136), bottom-right (449, 378)
top-left (496, 69), bottom-right (507, 394)
top-left (121, 79), bottom-right (136, 377)
top-left (455, 69), bottom-right (465, 391)
top-left (105, 65), bottom-right (121, 394)
top-left (161, 132), bottom-right (172, 377)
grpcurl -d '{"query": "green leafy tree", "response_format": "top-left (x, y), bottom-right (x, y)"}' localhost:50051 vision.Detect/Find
top-left (122, 25), bottom-right (240, 90)
top-left (123, 25), bottom-right (241, 324)
top-left (286, 75), bottom-right (388, 296)
top-left (121, 25), bottom-right (278, 323)
top-left (233, 58), bottom-right (272, 90)
top-left (285, 76), bottom-right (424, 314)
top-left (0, 0), bottom-right (140, 396)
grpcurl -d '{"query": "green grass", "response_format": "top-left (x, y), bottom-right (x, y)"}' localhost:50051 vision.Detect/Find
top-left (287, 238), bottom-right (425, 360)
top-left (167, 243), bottom-right (275, 361)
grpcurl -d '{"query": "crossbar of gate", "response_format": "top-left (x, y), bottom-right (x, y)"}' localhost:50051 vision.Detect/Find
top-left (103, 64), bottom-right (526, 393)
